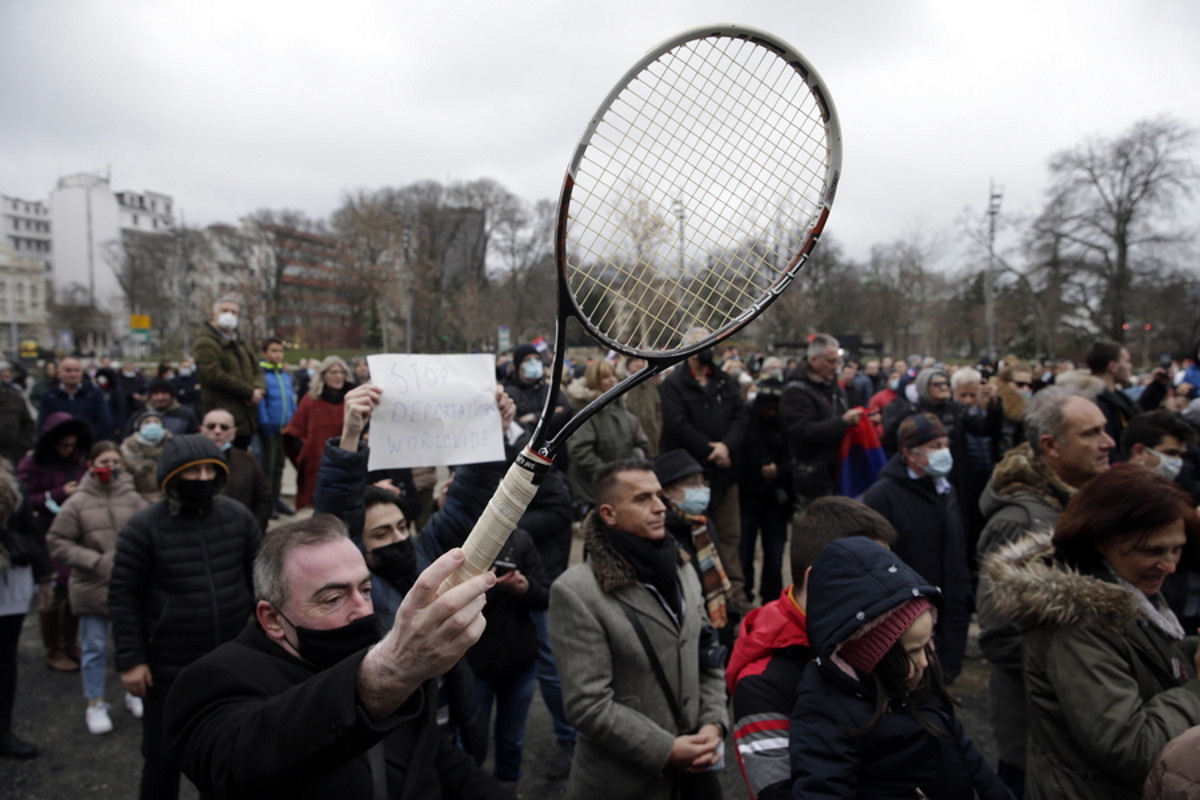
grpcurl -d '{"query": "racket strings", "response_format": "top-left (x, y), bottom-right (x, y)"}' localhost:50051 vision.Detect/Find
top-left (565, 33), bottom-right (832, 352)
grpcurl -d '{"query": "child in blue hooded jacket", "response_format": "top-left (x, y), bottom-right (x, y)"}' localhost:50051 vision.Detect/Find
top-left (789, 537), bottom-right (1012, 800)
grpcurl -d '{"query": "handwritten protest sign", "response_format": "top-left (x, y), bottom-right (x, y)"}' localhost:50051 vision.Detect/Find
top-left (366, 353), bottom-right (504, 471)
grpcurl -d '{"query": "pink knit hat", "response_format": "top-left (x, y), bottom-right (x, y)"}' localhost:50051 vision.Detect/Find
top-left (838, 597), bottom-right (933, 676)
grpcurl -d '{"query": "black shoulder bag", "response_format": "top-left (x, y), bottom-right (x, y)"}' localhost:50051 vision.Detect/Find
top-left (616, 599), bottom-right (723, 800)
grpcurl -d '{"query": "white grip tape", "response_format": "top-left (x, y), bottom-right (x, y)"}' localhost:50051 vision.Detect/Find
top-left (438, 451), bottom-right (547, 595)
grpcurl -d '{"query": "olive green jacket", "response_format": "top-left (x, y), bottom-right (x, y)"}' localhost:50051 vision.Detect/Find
top-left (192, 322), bottom-right (265, 439)
top-left (985, 531), bottom-right (1200, 800)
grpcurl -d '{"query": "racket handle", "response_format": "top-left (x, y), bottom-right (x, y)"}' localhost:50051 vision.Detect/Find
top-left (438, 448), bottom-right (552, 595)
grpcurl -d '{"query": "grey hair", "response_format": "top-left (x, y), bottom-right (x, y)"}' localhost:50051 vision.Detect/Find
top-left (951, 367), bottom-right (982, 389)
top-left (212, 295), bottom-right (240, 313)
top-left (254, 514), bottom-right (350, 610)
top-left (1024, 386), bottom-right (1091, 455)
top-left (308, 355), bottom-right (350, 399)
top-left (806, 334), bottom-right (839, 361)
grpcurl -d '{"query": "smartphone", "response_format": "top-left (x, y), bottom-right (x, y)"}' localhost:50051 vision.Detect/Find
top-left (492, 560), bottom-right (517, 577)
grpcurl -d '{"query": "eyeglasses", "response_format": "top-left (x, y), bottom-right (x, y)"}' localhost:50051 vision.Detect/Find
top-left (1011, 381), bottom-right (1032, 389)
top-left (929, 381), bottom-right (950, 388)
top-left (204, 423), bottom-right (233, 431)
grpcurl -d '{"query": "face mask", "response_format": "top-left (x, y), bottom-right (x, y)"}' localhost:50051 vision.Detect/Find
top-left (370, 539), bottom-right (417, 587)
top-left (122, 370), bottom-right (136, 378)
top-left (679, 486), bottom-right (711, 515)
top-left (139, 422), bottom-right (165, 443)
top-left (905, 384), bottom-right (919, 404)
top-left (922, 448), bottom-right (954, 478)
top-left (1147, 447), bottom-right (1184, 481)
top-left (280, 612), bottom-right (382, 671)
top-left (216, 311), bottom-right (238, 331)
top-left (521, 358), bottom-right (544, 381)
top-left (174, 476), bottom-right (221, 507)
top-left (219, 442), bottom-right (232, 452)
top-left (179, 367), bottom-right (193, 377)
top-left (1018, 389), bottom-right (1034, 400)
top-left (888, 378), bottom-right (900, 391)
top-left (92, 466), bottom-right (120, 485)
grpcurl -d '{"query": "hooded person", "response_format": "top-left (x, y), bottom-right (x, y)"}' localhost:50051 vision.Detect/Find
top-left (788, 537), bottom-right (1012, 800)
top-left (120, 409), bottom-right (172, 502)
top-left (16, 412), bottom-right (92, 672)
top-left (108, 433), bottom-right (262, 800)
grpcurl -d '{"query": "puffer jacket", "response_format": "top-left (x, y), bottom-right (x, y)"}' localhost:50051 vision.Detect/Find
top-left (1143, 725), bottom-right (1200, 800)
top-left (983, 531), bottom-right (1200, 800)
top-left (975, 441), bottom-right (1074, 770)
top-left (789, 537), bottom-right (1011, 800)
top-left (109, 434), bottom-right (261, 680)
top-left (46, 471), bottom-right (148, 615)
top-left (727, 586), bottom-right (812, 800)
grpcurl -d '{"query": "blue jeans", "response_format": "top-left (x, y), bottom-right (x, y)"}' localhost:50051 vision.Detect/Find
top-left (78, 614), bottom-right (109, 700)
top-left (474, 662), bottom-right (537, 782)
top-left (531, 609), bottom-right (575, 744)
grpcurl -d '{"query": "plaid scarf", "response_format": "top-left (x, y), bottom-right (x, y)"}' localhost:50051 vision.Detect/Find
top-left (678, 510), bottom-right (733, 628)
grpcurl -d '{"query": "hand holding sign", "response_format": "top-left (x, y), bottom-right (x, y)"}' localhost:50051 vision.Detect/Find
top-left (365, 354), bottom-right (506, 472)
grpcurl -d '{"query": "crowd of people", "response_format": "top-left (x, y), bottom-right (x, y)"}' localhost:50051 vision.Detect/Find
top-left (2, 301), bottom-right (1200, 799)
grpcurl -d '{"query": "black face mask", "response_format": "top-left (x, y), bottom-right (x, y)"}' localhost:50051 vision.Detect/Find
top-left (174, 477), bottom-right (221, 508)
top-left (695, 348), bottom-right (715, 367)
top-left (369, 539), bottom-right (417, 589)
top-left (280, 612), bottom-right (383, 671)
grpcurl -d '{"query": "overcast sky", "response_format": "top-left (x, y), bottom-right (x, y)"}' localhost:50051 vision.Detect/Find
top-left (3, 0), bottom-right (1198, 268)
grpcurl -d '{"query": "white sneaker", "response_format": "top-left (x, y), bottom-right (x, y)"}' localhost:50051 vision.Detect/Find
top-left (124, 692), bottom-right (144, 719)
top-left (86, 703), bottom-right (114, 735)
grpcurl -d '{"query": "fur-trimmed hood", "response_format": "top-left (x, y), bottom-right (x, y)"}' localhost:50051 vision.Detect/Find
top-left (566, 376), bottom-right (601, 410)
top-left (982, 530), bottom-right (1139, 631)
top-left (1053, 369), bottom-right (1107, 400)
top-left (990, 376), bottom-right (1027, 424)
top-left (581, 509), bottom-right (688, 594)
top-left (980, 442), bottom-right (1075, 516)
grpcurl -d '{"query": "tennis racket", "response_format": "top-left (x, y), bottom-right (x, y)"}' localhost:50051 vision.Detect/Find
top-left (441, 23), bottom-right (841, 592)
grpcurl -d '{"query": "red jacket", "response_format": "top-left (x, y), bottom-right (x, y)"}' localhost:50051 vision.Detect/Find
top-left (727, 586), bottom-right (812, 800)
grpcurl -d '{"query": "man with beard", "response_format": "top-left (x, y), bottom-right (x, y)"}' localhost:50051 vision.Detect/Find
top-left (163, 515), bottom-right (507, 799)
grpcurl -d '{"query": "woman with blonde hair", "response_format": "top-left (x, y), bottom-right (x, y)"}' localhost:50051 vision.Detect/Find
top-left (283, 355), bottom-right (349, 509)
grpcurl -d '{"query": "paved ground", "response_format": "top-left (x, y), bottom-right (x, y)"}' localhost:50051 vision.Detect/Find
top-left (1, 486), bottom-right (997, 798)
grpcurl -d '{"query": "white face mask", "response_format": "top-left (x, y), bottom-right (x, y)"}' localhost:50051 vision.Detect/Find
top-left (1147, 447), bottom-right (1184, 482)
top-left (216, 311), bottom-right (238, 331)
top-left (921, 447), bottom-right (954, 478)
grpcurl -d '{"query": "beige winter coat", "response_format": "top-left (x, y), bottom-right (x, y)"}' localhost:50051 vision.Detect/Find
top-left (47, 471), bottom-right (148, 616)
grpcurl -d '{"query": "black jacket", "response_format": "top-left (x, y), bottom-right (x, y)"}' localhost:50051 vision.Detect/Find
top-left (465, 528), bottom-right (548, 680)
top-left (859, 455), bottom-right (973, 680)
top-left (779, 368), bottom-right (848, 500)
top-left (165, 624), bottom-right (505, 800)
top-left (659, 364), bottom-right (748, 489)
top-left (110, 435), bottom-right (261, 679)
top-left (789, 537), bottom-right (1010, 800)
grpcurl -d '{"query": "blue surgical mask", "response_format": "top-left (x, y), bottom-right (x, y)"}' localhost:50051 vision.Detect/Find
top-left (679, 486), bottom-right (711, 515)
top-left (1147, 447), bottom-right (1183, 481)
top-left (220, 442), bottom-right (233, 453)
top-left (521, 358), bottom-right (544, 381)
top-left (139, 422), bottom-right (165, 443)
top-left (923, 448), bottom-right (954, 478)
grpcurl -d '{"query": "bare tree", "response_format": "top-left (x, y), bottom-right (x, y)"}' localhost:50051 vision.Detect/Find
top-left (1033, 116), bottom-right (1198, 342)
